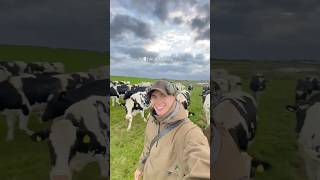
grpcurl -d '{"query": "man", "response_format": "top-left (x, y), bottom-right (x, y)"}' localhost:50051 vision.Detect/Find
top-left (134, 80), bottom-right (210, 180)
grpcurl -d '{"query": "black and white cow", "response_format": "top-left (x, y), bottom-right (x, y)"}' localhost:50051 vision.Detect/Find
top-left (42, 79), bottom-right (108, 122)
top-left (227, 75), bottom-right (242, 92)
top-left (109, 84), bottom-right (131, 106)
top-left (176, 90), bottom-right (195, 117)
top-left (213, 91), bottom-right (258, 151)
top-left (0, 61), bottom-right (27, 76)
top-left (53, 72), bottom-right (95, 92)
top-left (177, 90), bottom-right (191, 110)
top-left (110, 85), bottom-right (120, 107)
top-left (0, 66), bottom-right (11, 82)
top-left (31, 95), bottom-right (108, 180)
top-left (201, 85), bottom-right (211, 103)
top-left (249, 73), bottom-right (267, 103)
top-left (124, 91), bottom-right (150, 131)
top-left (286, 79), bottom-right (320, 180)
top-left (0, 61), bottom-right (64, 75)
top-left (0, 72), bottom-right (94, 141)
top-left (115, 84), bottom-right (131, 96)
top-left (123, 86), bottom-right (148, 101)
top-left (188, 84), bottom-right (193, 92)
top-left (26, 62), bottom-right (64, 74)
top-left (203, 93), bottom-right (210, 125)
top-left (0, 74), bottom-right (64, 141)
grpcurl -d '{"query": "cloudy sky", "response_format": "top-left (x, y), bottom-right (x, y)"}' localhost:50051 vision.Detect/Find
top-left (110, 0), bottom-right (210, 80)
top-left (0, 0), bottom-right (108, 51)
top-left (213, 0), bottom-right (320, 60)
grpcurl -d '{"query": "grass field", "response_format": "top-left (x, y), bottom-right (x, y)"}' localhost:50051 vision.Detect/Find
top-left (212, 60), bottom-right (320, 180)
top-left (110, 76), bottom-right (208, 180)
top-left (0, 45), bottom-right (108, 179)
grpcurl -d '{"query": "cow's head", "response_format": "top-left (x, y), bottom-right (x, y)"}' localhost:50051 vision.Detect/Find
top-left (31, 119), bottom-right (106, 180)
top-left (286, 78), bottom-right (316, 134)
top-left (0, 67), bottom-right (11, 82)
top-left (42, 91), bottom-right (69, 121)
top-left (296, 79), bottom-right (314, 103)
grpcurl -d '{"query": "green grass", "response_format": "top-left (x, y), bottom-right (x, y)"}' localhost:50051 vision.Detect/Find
top-left (110, 76), bottom-right (207, 180)
top-left (212, 60), bottom-right (320, 180)
top-left (0, 45), bottom-right (108, 179)
top-left (0, 45), bottom-right (109, 71)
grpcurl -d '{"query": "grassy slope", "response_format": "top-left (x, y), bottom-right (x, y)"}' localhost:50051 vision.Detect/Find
top-left (0, 45), bottom-right (108, 179)
top-left (110, 76), bottom-right (207, 180)
top-left (212, 60), bottom-right (320, 180)
top-left (0, 45), bottom-right (109, 71)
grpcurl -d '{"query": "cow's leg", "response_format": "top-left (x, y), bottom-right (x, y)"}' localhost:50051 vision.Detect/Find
top-left (111, 97), bottom-right (115, 107)
top-left (140, 110), bottom-right (147, 122)
top-left (116, 97), bottom-right (120, 105)
top-left (127, 116), bottom-right (133, 131)
top-left (4, 111), bottom-right (16, 141)
top-left (97, 154), bottom-right (108, 178)
top-left (18, 111), bottom-right (33, 135)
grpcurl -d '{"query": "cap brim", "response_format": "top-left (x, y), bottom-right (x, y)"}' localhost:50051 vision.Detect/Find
top-left (147, 88), bottom-right (169, 98)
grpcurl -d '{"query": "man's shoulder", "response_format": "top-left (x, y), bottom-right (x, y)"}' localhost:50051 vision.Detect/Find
top-left (177, 120), bottom-right (208, 144)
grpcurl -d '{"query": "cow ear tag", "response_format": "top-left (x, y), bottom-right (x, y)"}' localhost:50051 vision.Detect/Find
top-left (256, 164), bottom-right (264, 173)
top-left (36, 136), bottom-right (42, 142)
top-left (83, 135), bottom-right (90, 143)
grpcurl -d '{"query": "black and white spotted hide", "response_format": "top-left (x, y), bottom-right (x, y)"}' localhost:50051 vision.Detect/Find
top-left (176, 90), bottom-right (194, 116)
top-left (286, 89), bottom-right (320, 180)
top-left (110, 85), bottom-right (120, 106)
top-left (249, 74), bottom-right (267, 104)
top-left (123, 86), bottom-right (148, 101)
top-left (31, 95), bottom-right (108, 180)
top-left (203, 94), bottom-right (210, 125)
top-left (124, 92), bottom-right (150, 131)
top-left (213, 91), bottom-right (257, 151)
top-left (0, 74), bottom-right (66, 141)
top-left (42, 79), bottom-right (108, 122)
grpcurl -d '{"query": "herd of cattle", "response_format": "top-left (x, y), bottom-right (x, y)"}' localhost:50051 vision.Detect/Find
top-left (0, 61), bottom-right (109, 179)
top-left (110, 80), bottom-right (210, 131)
top-left (210, 69), bottom-right (268, 179)
top-left (212, 68), bottom-right (320, 180)
top-left (1, 61), bottom-right (319, 179)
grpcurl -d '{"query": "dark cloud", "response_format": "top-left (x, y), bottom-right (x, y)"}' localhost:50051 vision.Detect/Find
top-left (190, 3), bottom-right (210, 41)
top-left (172, 17), bottom-right (183, 25)
top-left (153, 0), bottom-right (169, 21)
top-left (0, 0), bottom-right (108, 51)
top-left (191, 16), bottom-right (209, 30)
top-left (110, 14), bottom-right (154, 40)
top-left (195, 27), bottom-right (210, 40)
top-left (213, 0), bottom-right (320, 60)
top-left (115, 46), bottom-right (158, 60)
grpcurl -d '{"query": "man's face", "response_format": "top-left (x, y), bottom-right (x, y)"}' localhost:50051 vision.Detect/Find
top-left (150, 90), bottom-right (176, 116)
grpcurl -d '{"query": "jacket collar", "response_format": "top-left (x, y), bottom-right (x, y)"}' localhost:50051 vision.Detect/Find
top-left (152, 100), bottom-right (188, 124)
